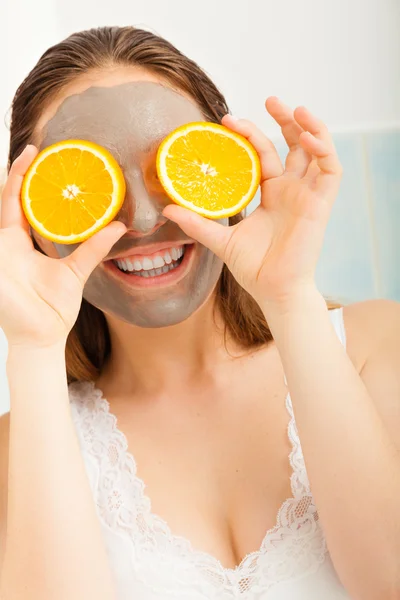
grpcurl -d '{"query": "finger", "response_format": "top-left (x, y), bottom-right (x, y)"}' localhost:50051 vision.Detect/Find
top-left (294, 106), bottom-right (341, 174)
top-left (163, 204), bottom-right (232, 260)
top-left (63, 221), bottom-right (127, 286)
top-left (294, 105), bottom-right (330, 140)
top-left (299, 131), bottom-right (342, 196)
top-left (265, 97), bottom-right (311, 177)
top-left (298, 118), bottom-right (342, 176)
top-left (303, 158), bottom-right (320, 184)
top-left (222, 114), bottom-right (283, 181)
top-left (1, 145), bottom-right (38, 230)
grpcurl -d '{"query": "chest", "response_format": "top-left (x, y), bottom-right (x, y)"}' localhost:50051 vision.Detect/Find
top-left (106, 359), bottom-right (293, 570)
top-left (70, 378), bottom-right (332, 599)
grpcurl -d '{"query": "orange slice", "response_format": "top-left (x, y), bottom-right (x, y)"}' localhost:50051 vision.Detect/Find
top-left (21, 140), bottom-right (126, 244)
top-left (156, 122), bottom-right (261, 219)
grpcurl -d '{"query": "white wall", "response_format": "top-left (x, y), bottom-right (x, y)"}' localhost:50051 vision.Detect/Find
top-left (1, 0), bottom-right (400, 414)
top-left (2, 0), bottom-right (400, 167)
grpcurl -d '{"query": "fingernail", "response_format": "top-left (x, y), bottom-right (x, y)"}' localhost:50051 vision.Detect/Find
top-left (229, 115), bottom-right (239, 121)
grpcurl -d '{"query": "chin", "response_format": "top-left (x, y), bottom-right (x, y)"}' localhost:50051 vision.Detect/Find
top-left (98, 284), bottom-right (221, 329)
top-left (82, 242), bottom-right (224, 329)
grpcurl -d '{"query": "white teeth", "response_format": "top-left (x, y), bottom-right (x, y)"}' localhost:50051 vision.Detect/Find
top-left (128, 261), bottom-right (180, 277)
top-left (152, 255), bottom-right (165, 269)
top-left (125, 259), bottom-right (134, 272)
top-left (142, 257), bottom-right (153, 270)
top-left (114, 245), bottom-right (186, 276)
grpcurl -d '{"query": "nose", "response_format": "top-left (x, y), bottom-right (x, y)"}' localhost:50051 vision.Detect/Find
top-left (118, 172), bottom-right (167, 234)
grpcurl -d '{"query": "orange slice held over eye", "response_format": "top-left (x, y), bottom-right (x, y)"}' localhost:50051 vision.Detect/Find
top-left (21, 140), bottom-right (126, 244)
top-left (156, 122), bottom-right (261, 219)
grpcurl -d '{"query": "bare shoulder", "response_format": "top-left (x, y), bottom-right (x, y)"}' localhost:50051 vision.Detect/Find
top-left (0, 411), bottom-right (10, 571)
top-left (342, 299), bottom-right (400, 371)
top-left (342, 300), bottom-right (400, 442)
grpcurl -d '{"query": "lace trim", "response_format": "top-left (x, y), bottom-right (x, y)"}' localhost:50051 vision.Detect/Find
top-left (69, 382), bottom-right (327, 597)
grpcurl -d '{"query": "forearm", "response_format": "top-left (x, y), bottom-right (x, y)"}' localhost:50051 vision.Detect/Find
top-left (263, 288), bottom-right (400, 600)
top-left (1, 343), bottom-right (116, 600)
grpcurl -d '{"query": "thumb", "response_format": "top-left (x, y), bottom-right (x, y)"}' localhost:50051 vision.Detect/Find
top-left (162, 205), bottom-right (232, 260)
top-left (63, 221), bottom-right (127, 285)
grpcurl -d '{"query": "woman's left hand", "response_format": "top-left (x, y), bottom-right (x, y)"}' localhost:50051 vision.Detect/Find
top-left (163, 97), bottom-right (343, 312)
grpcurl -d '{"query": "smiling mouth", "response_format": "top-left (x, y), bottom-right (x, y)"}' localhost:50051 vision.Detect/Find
top-left (112, 244), bottom-right (190, 278)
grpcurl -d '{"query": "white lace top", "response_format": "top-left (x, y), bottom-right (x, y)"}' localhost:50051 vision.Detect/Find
top-left (69, 308), bottom-right (352, 599)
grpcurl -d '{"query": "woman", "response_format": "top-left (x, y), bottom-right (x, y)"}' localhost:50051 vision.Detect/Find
top-left (0, 25), bottom-right (399, 600)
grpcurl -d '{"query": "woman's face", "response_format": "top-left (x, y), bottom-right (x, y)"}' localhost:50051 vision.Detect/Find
top-left (35, 69), bottom-right (227, 328)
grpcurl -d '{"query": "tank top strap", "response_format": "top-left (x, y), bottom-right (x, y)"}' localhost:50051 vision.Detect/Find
top-left (328, 306), bottom-right (347, 349)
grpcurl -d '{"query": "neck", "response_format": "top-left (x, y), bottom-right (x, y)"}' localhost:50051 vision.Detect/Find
top-left (97, 292), bottom-right (235, 397)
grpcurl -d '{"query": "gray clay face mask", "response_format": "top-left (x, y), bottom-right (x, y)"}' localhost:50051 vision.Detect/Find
top-left (40, 82), bottom-right (227, 327)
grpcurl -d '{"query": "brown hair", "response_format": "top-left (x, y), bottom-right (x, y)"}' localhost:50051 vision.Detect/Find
top-left (8, 26), bottom-right (339, 383)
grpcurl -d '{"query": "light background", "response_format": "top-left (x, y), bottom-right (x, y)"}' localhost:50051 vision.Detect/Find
top-left (1, 0), bottom-right (399, 414)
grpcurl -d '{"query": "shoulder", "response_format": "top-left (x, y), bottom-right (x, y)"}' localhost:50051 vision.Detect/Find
top-left (342, 299), bottom-right (400, 371)
top-left (342, 300), bottom-right (400, 439)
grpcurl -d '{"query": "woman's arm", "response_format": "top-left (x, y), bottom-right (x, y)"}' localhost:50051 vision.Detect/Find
top-left (162, 98), bottom-right (400, 599)
top-left (0, 144), bottom-right (126, 600)
top-left (0, 342), bottom-right (116, 600)
top-left (264, 291), bottom-right (400, 600)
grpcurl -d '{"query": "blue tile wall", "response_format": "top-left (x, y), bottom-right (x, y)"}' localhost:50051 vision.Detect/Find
top-left (317, 134), bottom-right (377, 304)
top-left (364, 130), bottom-right (400, 300)
top-left (246, 129), bottom-right (400, 304)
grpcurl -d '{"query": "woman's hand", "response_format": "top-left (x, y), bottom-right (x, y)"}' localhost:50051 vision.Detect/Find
top-left (0, 145), bottom-right (126, 348)
top-left (163, 97), bottom-right (342, 312)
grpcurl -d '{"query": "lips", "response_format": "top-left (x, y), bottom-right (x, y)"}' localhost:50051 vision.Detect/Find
top-left (103, 243), bottom-right (195, 288)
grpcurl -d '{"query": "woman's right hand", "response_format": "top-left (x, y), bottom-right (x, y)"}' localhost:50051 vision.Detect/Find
top-left (0, 145), bottom-right (126, 348)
